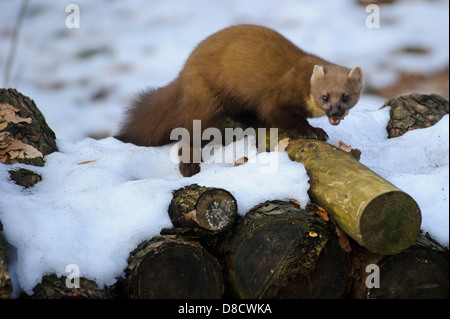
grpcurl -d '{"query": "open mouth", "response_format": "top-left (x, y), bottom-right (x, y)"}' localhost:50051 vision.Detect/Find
top-left (328, 117), bottom-right (341, 125)
top-left (328, 111), bottom-right (348, 126)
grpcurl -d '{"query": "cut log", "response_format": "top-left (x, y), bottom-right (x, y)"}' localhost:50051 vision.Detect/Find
top-left (381, 93), bottom-right (449, 138)
top-left (168, 184), bottom-right (237, 232)
top-left (125, 236), bottom-right (223, 299)
top-left (0, 88), bottom-right (57, 166)
top-left (0, 88), bottom-right (57, 188)
top-left (31, 274), bottom-right (111, 299)
top-left (7, 168), bottom-right (42, 188)
top-left (0, 223), bottom-right (13, 299)
top-left (225, 200), bottom-right (352, 299)
top-left (351, 233), bottom-right (449, 299)
top-left (286, 139), bottom-right (421, 255)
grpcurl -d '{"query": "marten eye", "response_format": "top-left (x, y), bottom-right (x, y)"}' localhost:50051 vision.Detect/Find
top-left (322, 95), bottom-right (329, 102)
top-left (342, 94), bottom-right (349, 103)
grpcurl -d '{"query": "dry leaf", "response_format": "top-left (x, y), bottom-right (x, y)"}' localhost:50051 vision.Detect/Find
top-left (0, 139), bottom-right (26, 154)
top-left (22, 144), bottom-right (43, 159)
top-left (77, 160), bottom-right (96, 165)
top-left (306, 203), bottom-right (351, 252)
top-left (0, 103), bottom-right (32, 124)
top-left (0, 121), bottom-right (8, 131)
top-left (333, 221), bottom-right (352, 253)
top-left (0, 133), bottom-right (43, 162)
top-left (306, 203), bottom-right (329, 221)
top-left (289, 198), bottom-right (301, 208)
top-left (0, 132), bottom-right (14, 147)
top-left (234, 156), bottom-right (248, 167)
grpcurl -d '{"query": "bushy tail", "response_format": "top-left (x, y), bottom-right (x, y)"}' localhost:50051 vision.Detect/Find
top-left (115, 80), bottom-right (182, 146)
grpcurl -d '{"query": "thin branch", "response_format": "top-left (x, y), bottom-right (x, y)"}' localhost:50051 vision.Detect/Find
top-left (3, 0), bottom-right (29, 88)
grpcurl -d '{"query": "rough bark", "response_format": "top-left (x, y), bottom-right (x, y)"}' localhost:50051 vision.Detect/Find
top-left (168, 184), bottom-right (237, 232)
top-left (125, 236), bottom-right (223, 299)
top-left (225, 200), bottom-right (352, 299)
top-left (0, 88), bottom-right (57, 188)
top-left (0, 225), bottom-right (13, 299)
top-left (381, 93), bottom-right (449, 138)
top-left (351, 233), bottom-right (449, 299)
top-left (31, 274), bottom-right (111, 299)
top-left (286, 139), bottom-right (421, 255)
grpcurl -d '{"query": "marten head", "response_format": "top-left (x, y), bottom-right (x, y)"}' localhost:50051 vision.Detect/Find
top-left (310, 65), bottom-right (363, 126)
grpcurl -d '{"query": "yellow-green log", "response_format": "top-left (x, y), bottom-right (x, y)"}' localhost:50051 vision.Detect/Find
top-left (286, 139), bottom-right (421, 255)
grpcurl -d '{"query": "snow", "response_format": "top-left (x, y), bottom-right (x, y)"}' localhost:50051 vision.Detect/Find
top-left (0, 0), bottom-right (448, 297)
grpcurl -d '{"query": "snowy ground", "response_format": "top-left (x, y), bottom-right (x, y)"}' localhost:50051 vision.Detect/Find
top-left (0, 0), bottom-right (448, 297)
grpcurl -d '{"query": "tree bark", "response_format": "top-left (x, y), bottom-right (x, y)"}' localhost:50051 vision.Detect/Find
top-left (286, 139), bottom-right (421, 255)
top-left (0, 224), bottom-right (13, 299)
top-left (0, 88), bottom-right (57, 188)
top-left (351, 233), bottom-right (449, 299)
top-left (225, 200), bottom-right (352, 299)
top-left (381, 93), bottom-right (449, 138)
top-left (30, 274), bottom-right (111, 299)
top-left (168, 184), bottom-right (237, 232)
top-left (125, 236), bottom-right (223, 299)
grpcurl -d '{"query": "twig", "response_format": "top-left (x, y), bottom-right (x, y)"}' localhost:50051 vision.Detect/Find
top-left (3, 0), bottom-right (29, 88)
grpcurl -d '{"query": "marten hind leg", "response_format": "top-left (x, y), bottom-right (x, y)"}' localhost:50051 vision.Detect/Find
top-left (178, 145), bottom-right (201, 177)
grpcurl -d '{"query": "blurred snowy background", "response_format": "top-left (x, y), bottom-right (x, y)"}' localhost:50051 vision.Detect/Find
top-left (0, 0), bottom-right (448, 141)
top-left (0, 0), bottom-right (448, 296)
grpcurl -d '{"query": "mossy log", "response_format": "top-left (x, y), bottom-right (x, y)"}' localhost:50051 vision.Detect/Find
top-left (125, 237), bottom-right (223, 299)
top-left (286, 139), bottom-right (421, 255)
top-left (168, 184), bottom-right (237, 232)
top-left (351, 233), bottom-right (449, 299)
top-left (225, 200), bottom-right (352, 299)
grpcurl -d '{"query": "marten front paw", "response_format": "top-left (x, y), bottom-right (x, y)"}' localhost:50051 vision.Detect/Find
top-left (287, 127), bottom-right (329, 141)
top-left (311, 127), bottom-right (329, 141)
top-left (179, 162), bottom-right (201, 177)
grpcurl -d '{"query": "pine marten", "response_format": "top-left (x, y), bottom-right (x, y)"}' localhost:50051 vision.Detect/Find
top-left (115, 25), bottom-right (363, 177)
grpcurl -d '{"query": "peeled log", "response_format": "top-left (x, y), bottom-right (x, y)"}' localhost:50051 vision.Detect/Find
top-left (168, 184), bottom-right (237, 232)
top-left (225, 200), bottom-right (352, 299)
top-left (286, 139), bottom-right (421, 255)
top-left (126, 237), bottom-right (223, 299)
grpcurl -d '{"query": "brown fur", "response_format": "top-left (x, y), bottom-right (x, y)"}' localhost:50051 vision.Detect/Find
top-left (115, 25), bottom-right (363, 176)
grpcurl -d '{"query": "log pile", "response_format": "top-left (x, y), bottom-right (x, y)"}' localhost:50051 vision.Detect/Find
top-left (0, 91), bottom-right (448, 299)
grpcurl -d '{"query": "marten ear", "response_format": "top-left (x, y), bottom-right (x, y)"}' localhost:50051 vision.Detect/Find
top-left (311, 65), bottom-right (325, 84)
top-left (347, 66), bottom-right (363, 84)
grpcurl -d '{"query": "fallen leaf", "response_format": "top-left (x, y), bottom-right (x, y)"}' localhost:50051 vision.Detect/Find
top-left (0, 134), bottom-right (43, 162)
top-left (289, 198), bottom-right (301, 208)
top-left (306, 203), bottom-right (329, 221)
top-left (23, 144), bottom-right (43, 159)
top-left (0, 121), bottom-right (7, 131)
top-left (234, 156), bottom-right (248, 167)
top-left (0, 103), bottom-right (32, 124)
top-left (77, 160), bottom-right (96, 165)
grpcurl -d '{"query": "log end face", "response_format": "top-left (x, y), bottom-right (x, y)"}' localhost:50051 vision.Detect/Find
top-left (360, 191), bottom-right (421, 255)
top-left (195, 189), bottom-right (237, 231)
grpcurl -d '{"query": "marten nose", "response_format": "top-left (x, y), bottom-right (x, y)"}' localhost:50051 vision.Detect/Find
top-left (330, 110), bottom-right (341, 117)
